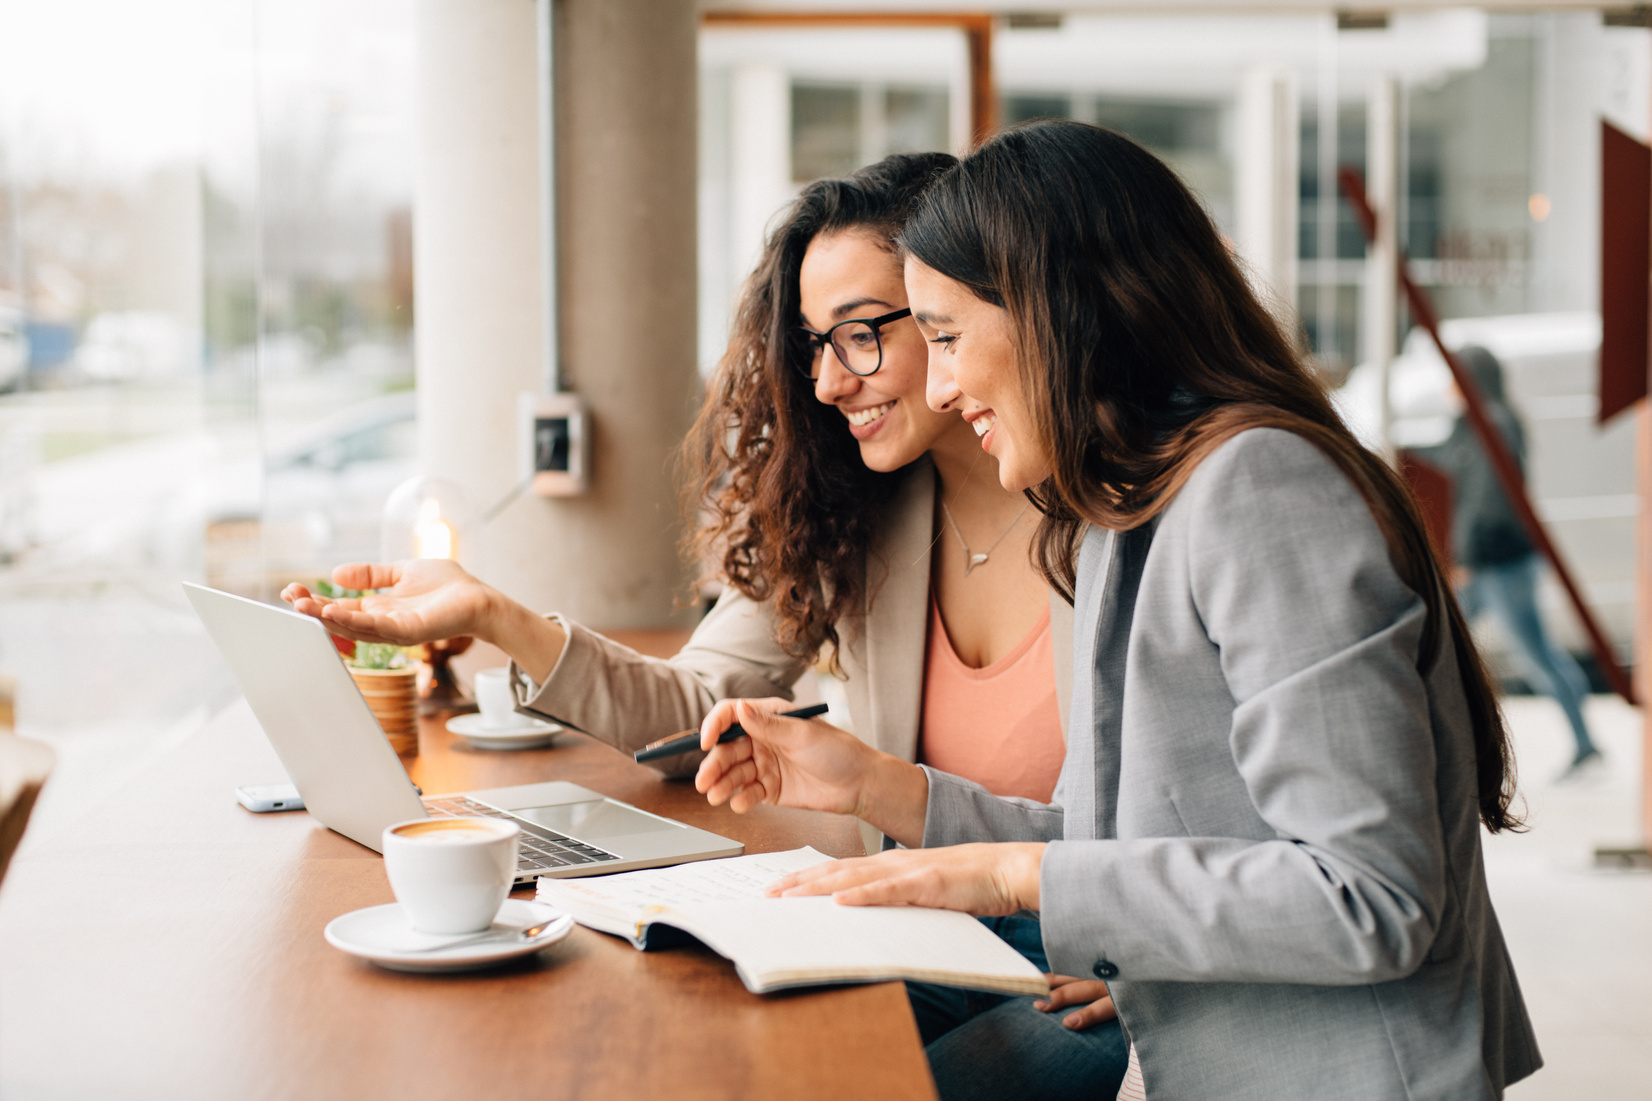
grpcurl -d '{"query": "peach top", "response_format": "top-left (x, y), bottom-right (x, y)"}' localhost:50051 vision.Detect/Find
top-left (917, 594), bottom-right (1065, 803)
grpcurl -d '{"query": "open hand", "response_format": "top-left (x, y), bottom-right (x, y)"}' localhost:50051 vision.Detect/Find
top-left (694, 698), bottom-right (875, 817)
top-left (1034, 974), bottom-right (1117, 1031)
top-left (281, 560), bottom-right (492, 646)
top-left (764, 843), bottom-right (1045, 917)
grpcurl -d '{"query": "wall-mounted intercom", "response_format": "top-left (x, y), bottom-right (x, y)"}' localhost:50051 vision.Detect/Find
top-left (520, 391), bottom-right (589, 496)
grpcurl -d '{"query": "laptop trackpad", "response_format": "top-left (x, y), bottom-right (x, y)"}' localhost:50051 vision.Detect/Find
top-left (515, 799), bottom-right (680, 841)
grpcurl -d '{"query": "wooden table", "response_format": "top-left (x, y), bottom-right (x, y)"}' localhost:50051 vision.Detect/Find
top-left (0, 694), bottom-right (936, 1099)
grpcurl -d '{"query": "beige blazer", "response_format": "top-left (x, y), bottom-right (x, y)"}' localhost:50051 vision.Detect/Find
top-left (514, 458), bottom-right (1072, 779)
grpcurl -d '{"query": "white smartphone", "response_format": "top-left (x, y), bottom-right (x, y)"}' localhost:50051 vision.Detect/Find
top-left (235, 783), bottom-right (306, 813)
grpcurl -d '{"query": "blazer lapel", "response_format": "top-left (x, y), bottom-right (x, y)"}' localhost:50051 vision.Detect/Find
top-left (1070, 524), bottom-right (1151, 840)
top-left (859, 459), bottom-right (935, 763)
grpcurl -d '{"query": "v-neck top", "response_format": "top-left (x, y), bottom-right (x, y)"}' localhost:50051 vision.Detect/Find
top-left (917, 594), bottom-right (1065, 803)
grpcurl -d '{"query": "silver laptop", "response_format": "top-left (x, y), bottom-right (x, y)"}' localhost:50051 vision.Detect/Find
top-left (184, 582), bottom-right (743, 883)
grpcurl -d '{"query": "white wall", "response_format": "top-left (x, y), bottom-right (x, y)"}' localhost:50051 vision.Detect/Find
top-left (1529, 15), bottom-right (1651, 314)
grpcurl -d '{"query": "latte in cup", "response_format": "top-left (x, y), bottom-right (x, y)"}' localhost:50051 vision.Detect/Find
top-left (393, 819), bottom-right (501, 842)
top-left (382, 816), bottom-right (520, 934)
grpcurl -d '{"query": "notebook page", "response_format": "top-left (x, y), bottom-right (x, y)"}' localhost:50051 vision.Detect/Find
top-left (666, 896), bottom-right (1049, 996)
top-left (537, 847), bottom-right (831, 928)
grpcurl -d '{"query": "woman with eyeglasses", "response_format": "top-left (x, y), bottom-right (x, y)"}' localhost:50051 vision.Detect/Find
top-left (282, 152), bottom-right (1128, 1095)
top-left (693, 122), bottom-right (1540, 1099)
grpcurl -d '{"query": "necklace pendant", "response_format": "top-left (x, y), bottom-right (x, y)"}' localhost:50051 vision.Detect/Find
top-left (940, 498), bottom-right (1028, 580)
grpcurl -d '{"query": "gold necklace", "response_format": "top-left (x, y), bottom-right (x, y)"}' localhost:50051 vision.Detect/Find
top-left (940, 500), bottom-right (1030, 577)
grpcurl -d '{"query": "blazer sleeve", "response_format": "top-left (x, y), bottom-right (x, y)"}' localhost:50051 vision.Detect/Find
top-left (512, 587), bottom-right (810, 779)
top-left (1040, 429), bottom-right (1453, 986)
top-left (920, 766), bottom-right (1067, 845)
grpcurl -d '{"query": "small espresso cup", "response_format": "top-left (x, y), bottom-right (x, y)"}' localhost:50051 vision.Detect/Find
top-left (382, 817), bottom-right (520, 934)
top-left (472, 667), bottom-right (518, 730)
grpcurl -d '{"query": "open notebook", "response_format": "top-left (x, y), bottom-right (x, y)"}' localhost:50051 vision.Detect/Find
top-left (536, 847), bottom-right (1049, 996)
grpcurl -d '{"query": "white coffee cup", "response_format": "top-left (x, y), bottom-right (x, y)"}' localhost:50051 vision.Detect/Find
top-left (472, 667), bottom-right (517, 730)
top-left (382, 816), bottom-right (520, 934)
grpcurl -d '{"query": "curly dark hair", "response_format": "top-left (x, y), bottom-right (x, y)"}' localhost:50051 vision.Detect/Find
top-left (682, 152), bottom-right (957, 664)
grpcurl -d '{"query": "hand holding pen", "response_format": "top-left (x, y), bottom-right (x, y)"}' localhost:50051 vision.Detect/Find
top-left (634, 702), bottom-right (829, 763)
top-left (683, 694), bottom-right (925, 823)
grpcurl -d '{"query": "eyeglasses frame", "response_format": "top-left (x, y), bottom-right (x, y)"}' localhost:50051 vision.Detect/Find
top-left (788, 307), bottom-right (914, 380)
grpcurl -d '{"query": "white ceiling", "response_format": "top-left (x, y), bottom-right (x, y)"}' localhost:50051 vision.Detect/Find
top-left (702, 9), bottom-right (1496, 99)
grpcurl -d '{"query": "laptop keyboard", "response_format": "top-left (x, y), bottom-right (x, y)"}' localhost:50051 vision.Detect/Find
top-left (421, 795), bottom-right (621, 875)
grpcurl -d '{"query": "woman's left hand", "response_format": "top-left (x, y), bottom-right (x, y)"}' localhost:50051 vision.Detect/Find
top-left (766, 843), bottom-right (1045, 916)
top-left (1034, 974), bottom-right (1118, 1031)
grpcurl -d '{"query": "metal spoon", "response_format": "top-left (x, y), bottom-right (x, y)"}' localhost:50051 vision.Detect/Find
top-left (404, 915), bottom-right (563, 953)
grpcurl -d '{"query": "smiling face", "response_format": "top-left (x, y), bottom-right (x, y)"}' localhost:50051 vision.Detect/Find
top-left (907, 258), bottom-right (1053, 492)
top-left (797, 229), bottom-right (966, 473)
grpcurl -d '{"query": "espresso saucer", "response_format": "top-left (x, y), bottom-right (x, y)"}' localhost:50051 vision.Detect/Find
top-left (324, 898), bottom-right (573, 973)
top-left (446, 713), bottom-right (563, 750)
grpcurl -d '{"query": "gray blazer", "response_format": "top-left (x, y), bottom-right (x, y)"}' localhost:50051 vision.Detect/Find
top-left (921, 429), bottom-right (1540, 1100)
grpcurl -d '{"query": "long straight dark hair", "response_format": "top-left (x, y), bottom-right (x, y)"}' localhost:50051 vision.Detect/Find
top-left (902, 121), bottom-right (1520, 832)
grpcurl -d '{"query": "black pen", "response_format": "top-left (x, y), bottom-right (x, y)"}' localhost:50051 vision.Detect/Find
top-left (633, 703), bottom-right (830, 763)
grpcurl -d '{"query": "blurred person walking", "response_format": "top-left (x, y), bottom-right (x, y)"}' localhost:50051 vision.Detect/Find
top-left (1415, 345), bottom-right (1601, 778)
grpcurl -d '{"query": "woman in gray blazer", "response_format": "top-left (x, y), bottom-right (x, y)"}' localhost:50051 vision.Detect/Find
top-left (697, 122), bottom-right (1540, 1099)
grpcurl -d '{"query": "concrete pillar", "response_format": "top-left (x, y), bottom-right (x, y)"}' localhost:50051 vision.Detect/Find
top-left (414, 0), bottom-right (544, 597)
top-left (415, 0), bottom-right (700, 628)
top-left (1235, 65), bottom-right (1300, 325)
top-left (730, 63), bottom-right (792, 279)
top-left (1362, 74), bottom-right (1399, 458)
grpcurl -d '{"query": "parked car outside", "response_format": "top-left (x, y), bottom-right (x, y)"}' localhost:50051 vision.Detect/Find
top-left (74, 310), bottom-right (194, 382)
top-left (0, 306), bottom-right (27, 393)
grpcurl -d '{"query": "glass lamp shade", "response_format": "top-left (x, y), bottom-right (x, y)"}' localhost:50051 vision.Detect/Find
top-left (381, 476), bottom-right (476, 563)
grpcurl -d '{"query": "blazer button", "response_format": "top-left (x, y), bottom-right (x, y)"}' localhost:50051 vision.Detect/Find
top-left (1092, 960), bottom-right (1118, 980)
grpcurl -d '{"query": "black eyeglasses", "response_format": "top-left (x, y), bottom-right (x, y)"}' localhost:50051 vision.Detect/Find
top-left (787, 308), bottom-right (912, 380)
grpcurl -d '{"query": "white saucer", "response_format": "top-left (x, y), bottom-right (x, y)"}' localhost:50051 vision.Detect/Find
top-left (446, 712), bottom-right (563, 750)
top-left (324, 898), bottom-right (573, 973)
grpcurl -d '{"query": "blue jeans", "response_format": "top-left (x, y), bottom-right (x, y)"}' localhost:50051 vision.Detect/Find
top-left (907, 915), bottom-right (1128, 1101)
top-left (1459, 553), bottom-right (1597, 762)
